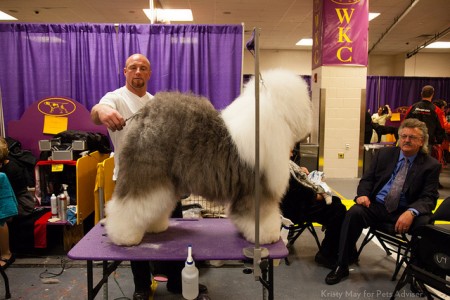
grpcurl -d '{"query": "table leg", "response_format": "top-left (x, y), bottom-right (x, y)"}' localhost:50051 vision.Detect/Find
top-left (268, 259), bottom-right (274, 300)
top-left (103, 261), bottom-right (109, 300)
top-left (87, 260), bottom-right (93, 300)
top-left (91, 261), bottom-right (122, 299)
top-left (258, 258), bottom-right (274, 300)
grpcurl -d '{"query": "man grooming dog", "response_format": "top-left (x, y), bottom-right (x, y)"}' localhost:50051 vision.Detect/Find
top-left (91, 54), bottom-right (208, 300)
top-left (104, 68), bottom-right (312, 247)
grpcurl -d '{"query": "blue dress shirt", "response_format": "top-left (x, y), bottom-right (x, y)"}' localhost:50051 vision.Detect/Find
top-left (375, 152), bottom-right (420, 215)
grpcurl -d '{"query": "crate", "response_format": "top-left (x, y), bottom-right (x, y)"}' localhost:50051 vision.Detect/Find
top-left (181, 195), bottom-right (226, 218)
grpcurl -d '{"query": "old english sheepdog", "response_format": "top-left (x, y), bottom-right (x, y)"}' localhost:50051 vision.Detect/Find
top-left (105, 69), bottom-right (312, 246)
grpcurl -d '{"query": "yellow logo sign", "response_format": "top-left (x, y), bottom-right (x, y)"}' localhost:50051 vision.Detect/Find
top-left (37, 97), bottom-right (77, 116)
top-left (330, 0), bottom-right (360, 4)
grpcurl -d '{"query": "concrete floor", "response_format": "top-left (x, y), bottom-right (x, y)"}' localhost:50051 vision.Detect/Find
top-left (1, 165), bottom-right (450, 300)
top-left (1, 230), bottom-right (437, 300)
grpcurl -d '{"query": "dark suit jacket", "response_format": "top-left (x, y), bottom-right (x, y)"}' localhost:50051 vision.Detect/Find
top-left (357, 147), bottom-right (440, 215)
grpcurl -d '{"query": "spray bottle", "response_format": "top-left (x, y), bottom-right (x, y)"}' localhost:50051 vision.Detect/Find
top-left (62, 184), bottom-right (71, 205)
top-left (50, 193), bottom-right (58, 218)
top-left (181, 245), bottom-right (199, 300)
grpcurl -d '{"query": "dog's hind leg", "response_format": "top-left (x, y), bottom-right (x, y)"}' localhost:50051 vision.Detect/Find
top-left (105, 195), bottom-right (147, 246)
top-left (258, 200), bottom-right (282, 244)
top-left (376, 127), bottom-right (383, 143)
top-left (143, 186), bottom-right (179, 234)
top-left (227, 196), bottom-right (281, 244)
top-left (390, 127), bottom-right (399, 142)
top-left (105, 185), bottom-right (178, 246)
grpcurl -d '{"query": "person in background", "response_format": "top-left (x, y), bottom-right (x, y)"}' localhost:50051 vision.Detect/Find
top-left (435, 99), bottom-right (450, 163)
top-left (364, 110), bottom-right (373, 144)
top-left (325, 118), bottom-right (440, 286)
top-left (281, 147), bottom-right (349, 269)
top-left (432, 99), bottom-right (450, 168)
top-left (433, 99), bottom-right (450, 131)
top-left (0, 140), bottom-right (20, 270)
top-left (0, 137), bottom-right (35, 217)
top-left (91, 53), bottom-right (208, 300)
top-left (405, 85), bottom-right (446, 155)
top-left (370, 104), bottom-right (392, 143)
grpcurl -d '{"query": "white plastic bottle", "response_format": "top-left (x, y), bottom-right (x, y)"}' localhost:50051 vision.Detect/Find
top-left (181, 245), bottom-right (199, 300)
top-left (50, 194), bottom-right (58, 218)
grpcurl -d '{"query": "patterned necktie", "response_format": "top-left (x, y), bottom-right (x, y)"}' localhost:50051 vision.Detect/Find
top-left (384, 158), bottom-right (409, 213)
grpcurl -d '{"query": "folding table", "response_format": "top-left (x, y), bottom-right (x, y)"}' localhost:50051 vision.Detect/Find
top-left (68, 218), bottom-right (288, 300)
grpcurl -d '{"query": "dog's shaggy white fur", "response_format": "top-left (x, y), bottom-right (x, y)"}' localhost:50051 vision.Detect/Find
top-left (105, 69), bottom-right (312, 246)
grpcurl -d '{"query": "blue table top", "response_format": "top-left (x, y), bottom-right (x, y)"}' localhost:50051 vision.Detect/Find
top-left (68, 218), bottom-right (288, 261)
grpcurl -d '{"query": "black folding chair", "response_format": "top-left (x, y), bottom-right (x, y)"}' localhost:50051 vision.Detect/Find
top-left (0, 267), bottom-right (11, 299)
top-left (357, 222), bottom-right (412, 281)
top-left (286, 221), bottom-right (321, 250)
top-left (390, 224), bottom-right (450, 300)
top-left (430, 197), bottom-right (450, 224)
top-left (281, 216), bottom-right (321, 265)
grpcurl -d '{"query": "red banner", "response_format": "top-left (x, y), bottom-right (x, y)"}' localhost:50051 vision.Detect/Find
top-left (312, 0), bottom-right (368, 68)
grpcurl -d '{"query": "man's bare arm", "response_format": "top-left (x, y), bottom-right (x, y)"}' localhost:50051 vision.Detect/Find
top-left (91, 104), bottom-right (126, 131)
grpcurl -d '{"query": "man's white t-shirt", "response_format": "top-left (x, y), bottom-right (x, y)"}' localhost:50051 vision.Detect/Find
top-left (99, 86), bottom-right (153, 180)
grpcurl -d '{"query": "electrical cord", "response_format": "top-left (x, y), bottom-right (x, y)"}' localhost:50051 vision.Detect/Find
top-left (37, 257), bottom-right (133, 299)
top-left (39, 257), bottom-right (72, 279)
top-left (111, 271), bottom-right (132, 300)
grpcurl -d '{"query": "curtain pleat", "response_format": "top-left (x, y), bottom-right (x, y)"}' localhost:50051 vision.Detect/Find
top-left (0, 87), bottom-right (4, 137)
top-left (117, 24), bottom-right (243, 110)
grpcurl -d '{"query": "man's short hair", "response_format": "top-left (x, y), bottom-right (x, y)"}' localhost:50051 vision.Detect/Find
top-left (421, 85), bottom-right (435, 98)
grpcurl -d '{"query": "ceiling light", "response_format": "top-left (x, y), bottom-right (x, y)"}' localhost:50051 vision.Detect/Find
top-left (296, 38), bottom-right (313, 46)
top-left (369, 13), bottom-right (380, 21)
top-left (143, 9), bottom-right (193, 22)
top-left (425, 41), bottom-right (450, 49)
top-left (0, 10), bottom-right (17, 20)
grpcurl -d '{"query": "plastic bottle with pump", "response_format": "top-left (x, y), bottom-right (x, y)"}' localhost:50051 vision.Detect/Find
top-left (50, 193), bottom-right (58, 218)
top-left (62, 184), bottom-right (71, 205)
top-left (181, 245), bottom-right (199, 300)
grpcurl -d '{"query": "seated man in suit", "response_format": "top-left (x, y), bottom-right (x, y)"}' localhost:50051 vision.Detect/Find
top-left (326, 118), bottom-right (440, 285)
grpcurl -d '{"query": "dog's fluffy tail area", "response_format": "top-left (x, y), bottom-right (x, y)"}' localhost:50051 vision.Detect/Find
top-left (105, 187), bottom-right (177, 246)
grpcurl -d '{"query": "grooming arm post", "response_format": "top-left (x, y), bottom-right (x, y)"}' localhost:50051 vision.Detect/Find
top-left (243, 27), bottom-right (269, 280)
top-left (254, 26), bottom-right (262, 279)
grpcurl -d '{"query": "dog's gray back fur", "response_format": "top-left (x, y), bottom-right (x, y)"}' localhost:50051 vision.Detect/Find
top-left (115, 92), bottom-right (264, 203)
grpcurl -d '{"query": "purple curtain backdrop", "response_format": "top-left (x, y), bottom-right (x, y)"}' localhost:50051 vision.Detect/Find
top-left (366, 76), bottom-right (450, 114)
top-left (117, 24), bottom-right (243, 110)
top-left (0, 23), bottom-right (119, 130)
top-left (0, 23), bottom-right (243, 133)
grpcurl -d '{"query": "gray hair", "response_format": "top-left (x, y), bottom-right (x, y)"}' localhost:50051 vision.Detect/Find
top-left (398, 118), bottom-right (429, 153)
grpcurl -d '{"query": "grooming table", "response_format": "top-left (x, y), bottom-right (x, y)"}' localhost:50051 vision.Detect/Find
top-left (68, 218), bottom-right (288, 300)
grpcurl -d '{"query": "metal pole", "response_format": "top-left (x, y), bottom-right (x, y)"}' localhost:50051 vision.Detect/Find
top-left (253, 27), bottom-right (262, 279)
top-left (243, 28), bottom-right (269, 282)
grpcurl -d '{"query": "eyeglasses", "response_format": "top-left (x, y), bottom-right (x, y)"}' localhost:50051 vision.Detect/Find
top-left (127, 65), bottom-right (150, 72)
top-left (399, 134), bottom-right (422, 141)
